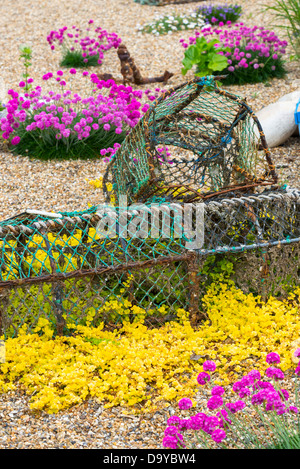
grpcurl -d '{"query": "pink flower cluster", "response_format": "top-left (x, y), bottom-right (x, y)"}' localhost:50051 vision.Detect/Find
top-left (162, 354), bottom-right (300, 449)
top-left (1, 69), bottom-right (166, 161)
top-left (47, 20), bottom-right (121, 65)
top-left (181, 23), bottom-right (288, 72)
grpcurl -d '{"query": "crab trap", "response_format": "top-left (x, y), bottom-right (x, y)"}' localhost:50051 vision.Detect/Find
top-left (0, 77), bottom-right (299, 337)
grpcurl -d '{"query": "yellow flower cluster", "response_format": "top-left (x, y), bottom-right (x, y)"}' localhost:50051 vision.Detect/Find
top-left (87, 176), bottom-right (103, 190)
top-left (0, 283), bottom-right (299, 414)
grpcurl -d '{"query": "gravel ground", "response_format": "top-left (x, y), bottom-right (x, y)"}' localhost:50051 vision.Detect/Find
top-left (0, 0), bottom-right (299, 450)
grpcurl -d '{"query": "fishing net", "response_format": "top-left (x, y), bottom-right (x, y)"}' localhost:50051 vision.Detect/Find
top-left (103, 77), bottom-right (278, 207)
top-left (0, 185), bottom-right (299, 337)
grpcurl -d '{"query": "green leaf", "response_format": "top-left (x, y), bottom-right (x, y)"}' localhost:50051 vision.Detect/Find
top-left (185, 45), bottom-right (200, 62)
top-left (182, 57), bottom-right (193, 70)
top-left (208, 54), bottom-right (229, 72)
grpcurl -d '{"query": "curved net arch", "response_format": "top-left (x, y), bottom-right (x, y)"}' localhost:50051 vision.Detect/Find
top-left (104, 76), bottom-right (278, 205)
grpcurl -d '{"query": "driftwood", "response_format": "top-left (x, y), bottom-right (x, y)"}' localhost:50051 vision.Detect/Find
top-left (97, 44), bottom-right (173, 86)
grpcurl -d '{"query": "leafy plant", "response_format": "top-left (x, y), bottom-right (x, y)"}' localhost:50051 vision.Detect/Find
top-left (19, 45), bottom-right (34, 92)
top-left (182, 24), bottom-right (288, 85)
top-left (263, 0), bottom-right (300, 59)
top-left (181, 37), bottom-right (230, 77)
top-left (60, 49), bottom-right (99, 68)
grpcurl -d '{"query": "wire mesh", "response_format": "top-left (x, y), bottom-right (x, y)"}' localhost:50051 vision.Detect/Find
top-left (103, 76), bottom-right (277, 206)
top-left (0, 187), bottom-right (299, 337)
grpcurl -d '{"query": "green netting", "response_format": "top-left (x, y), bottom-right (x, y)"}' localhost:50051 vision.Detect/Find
top-left (103, 76), bottom-right (277, 206)
top-left (0, 187), bottom-right (299, 337)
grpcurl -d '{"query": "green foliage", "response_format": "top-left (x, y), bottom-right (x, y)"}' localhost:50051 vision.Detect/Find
top-left (60, 50), bottom-right (99, 68)
top-left (181, 37), bottom-right (230, 77)
top-left (221, 49), bottom-right (287, 86)
top-left (19, 44), bottom-right (33, 92)
top-left (263, 0), bottom-right (300, 59)
top-left (11, 118), bottom-right (126, 160)
top-left (265, 432), bottom-right (300, 449)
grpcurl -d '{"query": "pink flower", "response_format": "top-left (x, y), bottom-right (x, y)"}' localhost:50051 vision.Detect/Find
top-left (11, 135), bottom-right (20, 145)
top-left (294, 348), bottom-right (300, 358)
top-left (197, 372), bottom-right (211, 385)
top-left (265, 367), bottom-right (284, 380)
top-left (211, 386), bottom-right (225, 396)
top-left (162, 434), bottom-right (184, 449)
top-left (69, 68), bottom-right (77, 74)
top-left (207, 395), bottom-right (223, 411)
top-left (203, 360), bottom-right (216, 372)
top-left (266, 352), bottom-right (281, 365)
top-left (211, 428), bottom-right (226, 444)
top-left (178, 398), bottom-right (193, 410)
top-left (164, 426), bottom-right (179, 436)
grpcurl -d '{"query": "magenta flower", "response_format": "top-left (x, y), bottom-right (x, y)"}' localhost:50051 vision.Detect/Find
top-left (266, 352), bottom-right (281, 365)
top-left (167, 415), bottom-right (181, 427)
top-left (162, 433), bottom-right (184, 449)
top-left (11, 135), bottom-right (20, 145)
top-left (211, 385), bottom-right (225, 396)
top-left (247, 370), bottom-right (261, 381)
top-left (188, 413), bottom-right (206, 430)
top-left (211, 428), bottom-right (226, 444)
top-left (164, 426), bottom-right (180, 436)
top-left (226, 400), bottom-right (245, 414)
top-left (69, 68), bottom-right (77, 74)
top-left (19, 81), bottom-right (26, 88)
top-left (239, 387), bottom-right (251, 398)
top-left (280, 389), bottom-right (289, 401)
top-left (289, 406), bottom-right (299, 414)
top-left (197, 372), bottom-right (211, 385)
top-left (294, 348), bottom-right (300, 358)
top-left (265, 367), bottom-right (284, 380)
top-left (178, 398), bottom-right (193, 410)
top-left (203, 360), bottom-right (216, 372)
top-left (207, 395), bottom-right (223, 411)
